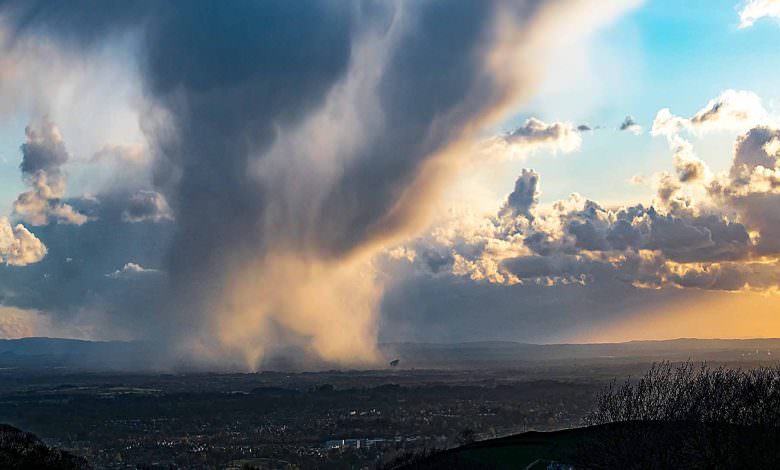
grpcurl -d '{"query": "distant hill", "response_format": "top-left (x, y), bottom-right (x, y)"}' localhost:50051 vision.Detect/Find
top-left (1, 337), bottom-right (780, 371)
top-left (0, 424), bottom-right (89, 469)
top-left (380, 338), bottom-right (780, 368)
top-left (0, 337), bottom-right (162, 371)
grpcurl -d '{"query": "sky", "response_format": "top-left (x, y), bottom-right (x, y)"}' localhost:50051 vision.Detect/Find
top-left (0, 0), bottom-right (780, 371)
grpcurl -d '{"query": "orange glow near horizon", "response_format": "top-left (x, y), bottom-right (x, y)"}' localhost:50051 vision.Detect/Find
top-left (571, 290), bottom-right (780, 343)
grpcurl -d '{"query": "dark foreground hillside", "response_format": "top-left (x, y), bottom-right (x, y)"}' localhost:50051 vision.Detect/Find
top-left (0, 424), bottom-right (89, 469)
top-left (396, 421), bottom-right (780, 469)
top-left (398, 362), bottom-right (780, 469)
top-left (389, 425), bottom-right (585, 469)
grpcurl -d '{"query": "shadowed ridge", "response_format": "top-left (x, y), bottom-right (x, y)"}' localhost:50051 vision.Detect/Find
top-left (0, 424), bottom-right (90, 469)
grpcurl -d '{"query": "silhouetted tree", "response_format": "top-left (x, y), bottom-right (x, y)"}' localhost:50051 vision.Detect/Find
top-left (578, 362), bottom-right (780, 468)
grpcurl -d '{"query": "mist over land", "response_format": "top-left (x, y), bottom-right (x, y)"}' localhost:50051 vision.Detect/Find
top-left (2, 336), bottom-right (779, 372)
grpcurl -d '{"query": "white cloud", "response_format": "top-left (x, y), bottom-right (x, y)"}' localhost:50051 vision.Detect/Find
top-left (12, 119), bottom-right (89, 226)
top-left (0, 216), bottom-right (47, 266)
top-left (669, 135), bottom-right (710, 183)
top-left (690, 90), bottom-right (772, 133)
top-left (650, 90), bottom-right (772, 189)
top-left (651, 108), bottom-right (689, 137)
top-left (106, 262), bottom-right (160, 280)
top-left (738, 0), bottom-right (780, 28)
top-left (652, 90), bottom-right (773, 138)
top-left (619, 116), bottom-right (643, 135)
top-left (14, 171), bottom-right (88, 226)
top-left (486, 118), bottom-right (583, 160)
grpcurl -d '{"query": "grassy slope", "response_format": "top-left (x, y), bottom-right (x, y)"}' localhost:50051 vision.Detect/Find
top-left (405, 427), bottom-right (590, 469)
top-left (407, 421), bottom-right (780, 469)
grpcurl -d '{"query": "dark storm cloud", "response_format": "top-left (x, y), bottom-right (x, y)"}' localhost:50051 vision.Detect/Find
top-left (314, 0), bottom-right (523, 255)
top-left (1, 0), bottom-right (592, 366)
top-left (0, 0), bottom-right (360, 337)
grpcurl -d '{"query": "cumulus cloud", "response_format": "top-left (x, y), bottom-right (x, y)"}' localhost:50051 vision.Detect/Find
top-left (19, 118), bottom-right (68, 173)
top-left (648, 91), bottom-right (772, 187)
top-left (390, 164), bottom-right (758, 292)
top-left (390, 90), bottom-right (780, 296)
top-left (105, 262), bottom-right (160, 279)
top-left (491, 117), bottom-right (582, 159)
top-left (669, 135), bottom-right (709, 183)
top-left (730, 126), bottom-right (780, 178)
top-left (0, 216), bottom-right (47, 266)
top-left (122, 190), bottom-right (172, 223)
top-left (12, 119), bottom-right (88, 226)
top-left (690, 90), bottom-right (771, 132)
top-left (709, 125), bottom-right (780, 256)
top-left (652, 90), bottom-right (773, 138)
top-left (500, 169), bottom-right (540, 219)
top-left (619, 115), bottom-right (642, 135)
top-left (738, 0), bottom-right (780, 28)
top-left (651, 108), bottom-right (689, 137)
